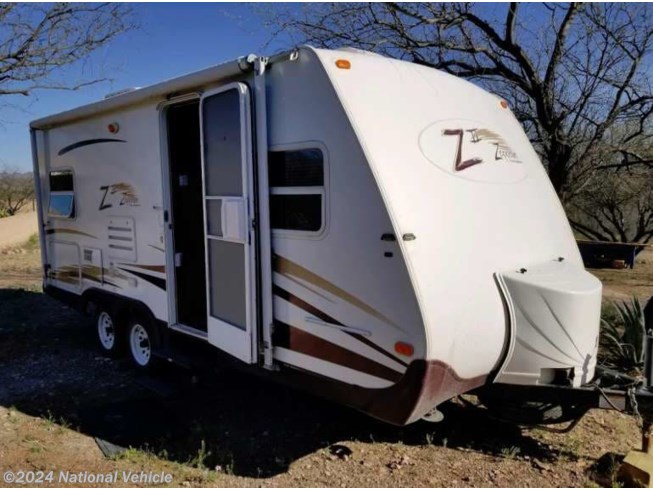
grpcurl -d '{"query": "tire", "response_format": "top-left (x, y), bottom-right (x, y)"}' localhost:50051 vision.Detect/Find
top-left (95, 307), bottom-right (124, 357)
top-left (126, 315), bottom-right (159, 371)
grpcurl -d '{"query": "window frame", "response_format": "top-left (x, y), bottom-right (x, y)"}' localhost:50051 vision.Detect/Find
top-left (268, 142), bottom-right (329, 239)
top-left (47, 167), bottom-right (77, 221)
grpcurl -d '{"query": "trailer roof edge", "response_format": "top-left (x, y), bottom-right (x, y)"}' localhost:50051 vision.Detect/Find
top-left (30, 56), bottom-right (255, 130)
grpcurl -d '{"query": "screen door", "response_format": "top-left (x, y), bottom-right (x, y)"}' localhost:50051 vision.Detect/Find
top-left (200, 83), bottom-right (256, 363)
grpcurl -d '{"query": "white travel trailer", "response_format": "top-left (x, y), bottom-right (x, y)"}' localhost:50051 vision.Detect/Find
top-left (30, 47), bottom-right (604, 426)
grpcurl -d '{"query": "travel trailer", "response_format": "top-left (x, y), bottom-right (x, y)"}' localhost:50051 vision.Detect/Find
top-left (30, 46), bottom-right (606, 426)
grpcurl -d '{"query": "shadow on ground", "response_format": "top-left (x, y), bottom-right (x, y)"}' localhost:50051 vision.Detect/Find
top-left (0, 288), bottom-right (565, 478)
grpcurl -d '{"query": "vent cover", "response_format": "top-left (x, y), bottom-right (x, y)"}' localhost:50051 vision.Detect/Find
top-left (107, 216), bottom-right (136, 261)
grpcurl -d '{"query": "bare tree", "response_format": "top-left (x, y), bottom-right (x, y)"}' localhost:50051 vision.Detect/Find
top-left (0, 167), bottom-right (34, 217)
top-left (264, 3), bottom-right (653, 207)
top-left (568, 125), bottom-right (653, 243)
top-left (568, 169), bottom-right (653, 244)
top-left (0, 3), bottom-right (134, 97)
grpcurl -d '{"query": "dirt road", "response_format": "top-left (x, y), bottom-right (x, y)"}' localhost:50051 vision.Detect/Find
top-left (0, 209), bottom-right (38, 249)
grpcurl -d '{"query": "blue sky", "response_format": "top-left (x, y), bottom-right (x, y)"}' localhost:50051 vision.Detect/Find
top-left (0, 3), bottom-right (291, 171)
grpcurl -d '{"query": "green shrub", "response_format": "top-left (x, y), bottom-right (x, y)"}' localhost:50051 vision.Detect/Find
top-left (599, 297), bottom-right (646, 374)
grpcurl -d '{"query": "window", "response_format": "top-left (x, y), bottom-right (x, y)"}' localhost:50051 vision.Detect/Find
top-left (269, 148), bottom-right (325, 233)
top-left (48, 169), bottom-right (75, 219)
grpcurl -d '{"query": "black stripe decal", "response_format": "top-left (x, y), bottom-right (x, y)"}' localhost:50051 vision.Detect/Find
top-left (118, 268), bottom-right (166, 291)
top-left (58, 138), bottom-right (126, 156)
top-left (45, 228), bottom-right (97, 238)
top-left (273, 284), bottom-right (409, 368)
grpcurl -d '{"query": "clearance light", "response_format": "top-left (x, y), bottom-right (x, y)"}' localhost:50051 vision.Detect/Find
top-left (500, 100), bottom-right (509, 109)
top-left (394, 341), bottom-right (414, 357)
top-left (335, 59), bottom-right (351, 70)
top-left (108, 122), bottom-right (120, 134)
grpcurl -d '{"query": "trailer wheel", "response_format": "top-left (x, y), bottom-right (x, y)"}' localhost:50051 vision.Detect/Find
top-left (95, 308), bottom-right (124, 357)
top-left (126, 316), bottom-right (159, 370)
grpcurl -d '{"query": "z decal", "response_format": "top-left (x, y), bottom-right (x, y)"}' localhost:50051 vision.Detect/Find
top-left (99, 183), bottom-right (139, 210)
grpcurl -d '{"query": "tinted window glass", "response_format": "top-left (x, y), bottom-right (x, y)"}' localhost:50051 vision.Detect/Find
top-left (270, 194), bottom-right (322, 231)
top-left (50, 170), bottom-right (73, 192)
top-left (269, 149), bottom-right (323, 187)
top-left (49, 194), bottom-right (75, 218)
top-left (202, 89), bottom-right (243, 196)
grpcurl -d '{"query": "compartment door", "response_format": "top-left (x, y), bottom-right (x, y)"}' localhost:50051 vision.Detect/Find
top-left (200, 83), bottom-right (257, 363)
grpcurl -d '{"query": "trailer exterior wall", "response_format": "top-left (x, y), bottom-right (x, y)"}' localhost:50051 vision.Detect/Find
top-left (35, 102), bottom-right (169, 320)
top-left (316, 47), bottom-right (600, 386)
top-left (265, 48), bottom-right (427, 389)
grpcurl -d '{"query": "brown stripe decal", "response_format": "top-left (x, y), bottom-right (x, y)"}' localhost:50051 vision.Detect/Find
top-left (119, 264), bottom-right (165, 274)
top-left (274, 320), bottom-right (402, 383)
top-left (81, 271), bottom-right (102, 283)
top-left (283, 274), bottom-right (335, 303)
top-left (273, 284), bottom-right (408, 368)
top-left (48, 270), bottom-right (79, 284)
top-left (79, 271), bottom-right (121, 289)
top-left (51, 265), bottom-right (123, 289)
top-left (46, 228), bottom-right (97, 239)
top-left (273, 254), bottom-right (403, 331)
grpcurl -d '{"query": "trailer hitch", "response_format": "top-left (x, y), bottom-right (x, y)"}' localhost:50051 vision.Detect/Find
top-left (476, 331), bottom-right (653, 486)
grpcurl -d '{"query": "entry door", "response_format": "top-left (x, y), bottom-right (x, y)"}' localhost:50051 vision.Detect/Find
top-left (200, 83), bottom-right (256, 363)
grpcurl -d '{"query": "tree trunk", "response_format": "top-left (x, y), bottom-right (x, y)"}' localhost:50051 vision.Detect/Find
top-left (545, 143), bottom-right (572, 203)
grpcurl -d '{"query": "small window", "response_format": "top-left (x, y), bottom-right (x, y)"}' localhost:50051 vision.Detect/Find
top-left (269, 148), bottom-right (325, 233)
top-left (270, 194), bottom-right (322, 232)
top-left (269, 149), bottom-right (324, 187)
top-left (48, 170), bottom-right (75, 219)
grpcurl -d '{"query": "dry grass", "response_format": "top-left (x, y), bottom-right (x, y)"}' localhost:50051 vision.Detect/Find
top-left (0, 233), bottom-right (42, 290)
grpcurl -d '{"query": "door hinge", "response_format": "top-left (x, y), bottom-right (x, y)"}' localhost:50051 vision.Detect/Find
top-left (174, 253), bottom-right (182, 268)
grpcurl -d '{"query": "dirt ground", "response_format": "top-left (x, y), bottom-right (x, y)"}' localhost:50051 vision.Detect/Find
top-left (0, 207), bottom-right (37, 249)
top-left (590, 248), bottom-right (653, 303)
top-left (0, 237), bottom-right (650, 487)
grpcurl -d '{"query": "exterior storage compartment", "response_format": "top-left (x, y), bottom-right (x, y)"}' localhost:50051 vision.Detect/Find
top-left (495, 260), bottom-right (602, 387)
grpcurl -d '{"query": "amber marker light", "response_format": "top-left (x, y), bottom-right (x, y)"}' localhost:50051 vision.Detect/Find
top-left (335, 59), bottom-right (351, 70)
top-left (395, 341), bottom-right (414, 357)
top-left (500, 100), bottom-right (509, 109)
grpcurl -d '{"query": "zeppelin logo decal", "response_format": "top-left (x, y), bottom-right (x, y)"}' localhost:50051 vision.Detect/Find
top-left (419, 119), bottom-right (528, 183)
top-left (99, 182), bottom-right (139, 210)
top-left (58, 138), bottom-right (126, 156)
top-left (442, 128), bottom-right (521, 172)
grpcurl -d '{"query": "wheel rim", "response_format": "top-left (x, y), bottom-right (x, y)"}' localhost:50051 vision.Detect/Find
top-left (97, 312), bottom-right (115, 350)
top-left (129, 323), bottom-right (151, 366)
